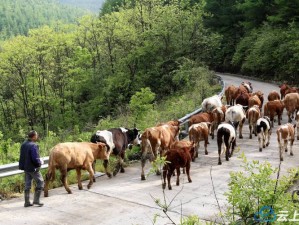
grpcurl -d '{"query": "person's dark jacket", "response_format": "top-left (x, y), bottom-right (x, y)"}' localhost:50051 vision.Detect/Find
top-left (19, 140), bottom-right (41, 172)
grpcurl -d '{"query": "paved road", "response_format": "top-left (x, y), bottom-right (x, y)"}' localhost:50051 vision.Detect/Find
top-left (1, 74), bottom-right (298, 225)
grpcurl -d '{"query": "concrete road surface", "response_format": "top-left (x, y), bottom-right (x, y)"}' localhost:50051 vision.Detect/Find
top-left (1, 74), bottom-right (298, 225)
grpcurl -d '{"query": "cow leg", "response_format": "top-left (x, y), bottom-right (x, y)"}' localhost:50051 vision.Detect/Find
top-left (176, 167), bottom-right (180, 186)
top-left (211, 123), bottom-right (215, 140)
top-left (162, 167), bottom-right (167, 189)
top-left (167, 168), bottom-right (174, 190)
top-left (217, 139), bottom-right (222, 165)
top-left (266, 130), bottom-right (270, 147)
top-left (284, 140), bottom-right (288, 152)
top-left (186, 162), bottom-right (192, 183)
top-left (86, 164), bottom-right (95, 189)
top-left (141, 158), bottom-right (146, 181)
top-left (231, 139), bottom-right (236, 157)
top-left (239, 119), bottom-right (245, 139)
top-left (92, 160), bottom-right (96, 182)
top-left (258, 132), bottom-right (263, 152)
top-left (204, 138), bottom-right (209, 155)
top-left (60, 168), bottom-right (72, 194)
top-left (262, 132), bottom-right (266, 148)
top-left (120, 152), bottom-right (125, 173)
top-left (278, 114), bottom-right (282, 125)
top-left (279, 144), bottom-right (284, 161)
top-left (297, 126), bottom-right (299, 140)
top-left (249, 124), bottom-right (252, 139)
top-left (290, 139), bottom-right (294, 156)
top-left (254, 122), bottom-right (258, 136)
top-left (76, 168), bottom-right (83, 190)
top-left (288, 112), bottom-right (292, 123)
top-left (103, 160), bottom-right (112, 178)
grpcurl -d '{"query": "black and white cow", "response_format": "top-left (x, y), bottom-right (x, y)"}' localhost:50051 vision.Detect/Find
top-left (256, 116), bottom-right (272, 152)
top-left (217, 122), bottom-right (236, 165)
top-left (90, 127), bottom-right (140, 177)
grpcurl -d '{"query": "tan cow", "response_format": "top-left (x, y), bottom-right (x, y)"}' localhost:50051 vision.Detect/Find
top-left (277, 123), bottom-right (296, 161)
top-left (246, 105), bottom-right (261, 139)
top-left (44, 142), bottom-right (109, 197)
top-left (140, 124), bottom-right (179, 180)
top-left (189, 122), bottom-right (211, 158)
top-left (268, 91), bottom-right (280, 101)
top-left (225, 85), bottom-right (238, 105)
top-left (263, 100), bottom-right (285, 127)
top-left (283, 93), bottom-right (299, 122)
top-left (248, 95), bottom-right (262, 110)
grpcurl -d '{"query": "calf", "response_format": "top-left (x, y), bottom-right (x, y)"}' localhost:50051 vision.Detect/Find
top-left (201, 95), bottom-right (222, 112)
top-left (225, 104), bottom-right (246, 139)
top-left (263, 100), bottom-right (284, 127)
top-left (44, 142), bottom-right (109, 197)
top-left (268, 91), bottom-right (280, 101)
top-left (189, 122), bottom-right (210, 158)
top-left (246, 105), bottom-right (261, 139)
top-left (248, 95), bottom-right (262, 110)
top-left (256, 116), bottom-right (271, 152)
top-left (283, 93), bottom-right (299, 122)
top-left (217, 122), bottom-right (236, 165)
top-left (162, 144), bottom-right (194, 190)
top-left (277, 123), bottom-right (296, 161)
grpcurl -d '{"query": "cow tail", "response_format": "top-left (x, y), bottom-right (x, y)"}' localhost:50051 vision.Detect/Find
top-left (141, 131), bottom-right (154, 161)
top-left (276, 128), bottom-right (282, 144)
top-left (46, 151), bottom-right (56, 182)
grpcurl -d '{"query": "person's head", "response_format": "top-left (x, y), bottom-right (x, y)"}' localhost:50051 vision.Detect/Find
top-left (28, 130), bottom-right (38, 142)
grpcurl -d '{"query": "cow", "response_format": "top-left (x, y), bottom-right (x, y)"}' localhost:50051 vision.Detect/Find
top-left (277, 123), bottom-right (296, 161)
top-left (44, 142), bottom-right (109, 197)
top-left (162, 143), bottom-right (194, 190)
top-left (279, 83), bottom-right (289, 100)
top-left (283, 93), bottom-right (299, 122)
top-left (211, 106), bottom-right (226, 139)
top-left (252, 91), bottom-right (264, 108)
top-left (188, 112), bottom-right (214, 127)
top-left (225, 85), bottom-right (238, 105)
top-left (268, 91), bottom-right (280, 101)
top-left (235, 91), bottom-right (250, 110)
top-left (246, 105), bottom-right (261, 139)
top-left (225, 104), bottom-right (246, 139)
top-left (248, 95), bottom-right (262, 110)
top-left (256, 116), bottom-right (272, 152)
top-left (297, 112), bottom-right (299, 140)
top-left (201, 95), bottom-right (223, 112)
top-left (157, 120), bottom-right (181, 127)
top-left (263, 100), bottom-right (285, 127)
top-left (90, 127), bottom-right (140, 177)
top-left (285, 87), bottom-right (299, 95)
top-left (241, 81), bottom-right (253, 93)
top-left (140, 124), bottom-right (180, 180)
top-left (217, 122), bottom-right (236, 165)
top-left (189, 122), bottom-right (210, 158)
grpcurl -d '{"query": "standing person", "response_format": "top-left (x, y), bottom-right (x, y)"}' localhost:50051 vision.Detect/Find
top-left (19, 130), bottom-right (44, 207)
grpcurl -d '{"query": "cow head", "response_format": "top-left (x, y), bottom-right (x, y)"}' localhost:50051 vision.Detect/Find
top-left (126, 126), bottom-right (141, 148)
top-left (96, 142), bottom-right (110, 160)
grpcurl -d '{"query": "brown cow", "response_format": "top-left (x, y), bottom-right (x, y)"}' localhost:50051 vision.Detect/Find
top-left (188, 112), bottom-right (213, 127)
top-left (246, 105), bottom-right (261, 139)
top-left (263, 100), bottom-right (285, 127)
top-left (268, 91), bottom-right (280, 101)
top-left (285, 87), bottom-right (298, 95)
top-left (44, 142), bottom-right (109, 197)
top-left (248, 95), bottom-right (262, 110)
top-left (140, 124), bottom-right (180, 180)
top-left (189, 122), bottom-right (210, 157)
top-left (157, 120), bottom-right (181, 127)
top-left (235, 91), bottom-right (250, 109)
top-left (162, 143), bottom-right (194, 190)
top-left (283, 93), bottom-right (299, 122)
top-left (252, 91), bottom-right (264, 108)
top-left (279, 83), bottom-right (289, 100)
top-left (277, 123), bottom-right (296, 161)
top-left (225, 85), bottom-right (238, 105)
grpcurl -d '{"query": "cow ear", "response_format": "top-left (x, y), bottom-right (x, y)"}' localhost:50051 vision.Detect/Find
top-left (133, 123), bottom-right (136, 128)
top-left (294, 124), bottom-right (297, 129)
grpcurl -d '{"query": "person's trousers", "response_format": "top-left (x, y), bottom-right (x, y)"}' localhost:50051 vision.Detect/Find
top-left (25, 170), bottom-right (44, 191)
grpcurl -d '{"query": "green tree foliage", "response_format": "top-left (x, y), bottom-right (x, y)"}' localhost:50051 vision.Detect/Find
top-left (0, 0), bottom-right (87, 40)
top-left (0, 0), bottom-right (220, 139)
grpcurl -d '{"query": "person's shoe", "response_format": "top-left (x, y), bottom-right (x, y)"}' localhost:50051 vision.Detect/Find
top-left (33, 189), bottom-right (44, 207)
top-left (24, 190), bottom-right (33, 207)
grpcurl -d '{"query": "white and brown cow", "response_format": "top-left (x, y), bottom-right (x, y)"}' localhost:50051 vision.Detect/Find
top-left (201, 95), bottom-right (222, 113)
top-left (225, 104), bottom-right (246, 139)
top-left (189, 122), bottom-right (211, 158)
top-left (217, 122), bottom-right (236, 165)
top-left (246, 105), bottom-right (261, 139)
top-left (277, 123), bottom-right (296, 161)
top-left (256, 116), bottom-right (272, 152)
top-left (140, 124), bottom-right (180, 180)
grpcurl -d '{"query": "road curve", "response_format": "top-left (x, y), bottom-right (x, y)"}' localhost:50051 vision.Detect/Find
top-left (0, 74), bottom-right (298, 225)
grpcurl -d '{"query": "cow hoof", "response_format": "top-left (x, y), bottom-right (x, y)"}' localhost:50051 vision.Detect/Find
top-left (218, 162), bottom-right (222, 165)
top-left (249, 136), bottom-right (252, 139)
top-left (44, 193), bottom-right (48, 197)
top-left (291, 153), bottom-right (294, 156)
top-left (297, 137), bottom-right (299, 140)
top-left (259, 148), bottom-right (262, 152)
top-left (192, 158), bottom-right (196, 162)
top-left (113, 171), bottom-right (119, 176)
top-left (156, 171), bottom-right (161, 176)
top-left (67, 191), bottom-right (72, 194)
top-left (176, 182), bottom-right (179, 186)
top-left (263, 145), bottom-right (266, 148)
top-left (239, 136), bottom-right (243, 139)
top-left (285, 149), bottom-right (288, 152)
top-left (93, 178), bottom-right (96, 182)
top-left (266, 143), bottom-right (270, 147)
top-left (78, 186), bottom-right (83, 190)
top-left (168, 186), bottom-right (172, 190)
top-left (120, 168), bottom-right (125, 173)
top-left (141, 175), bottom-right (146, 181)
top-left (87, 185), bottom-right (92, 189)
top-left (205, 152), bottom-right (208, 155)
top-left (280, 158), bottom-right (284, 161)
top-left (162, 183), bottom-right (166, 189)
top-left (188, 179), bottom-right (192, 183)
top-left (107, 173), bottom-right (112, 178)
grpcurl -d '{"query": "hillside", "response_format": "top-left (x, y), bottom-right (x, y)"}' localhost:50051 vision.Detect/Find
top-left (0, 0), bottom-right (87, 40)
top-left (59, 0), bottom-right (104, 12)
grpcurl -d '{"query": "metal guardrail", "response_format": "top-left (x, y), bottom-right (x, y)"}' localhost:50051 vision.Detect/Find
top-left (0, 75), bottom-right (225, 179)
